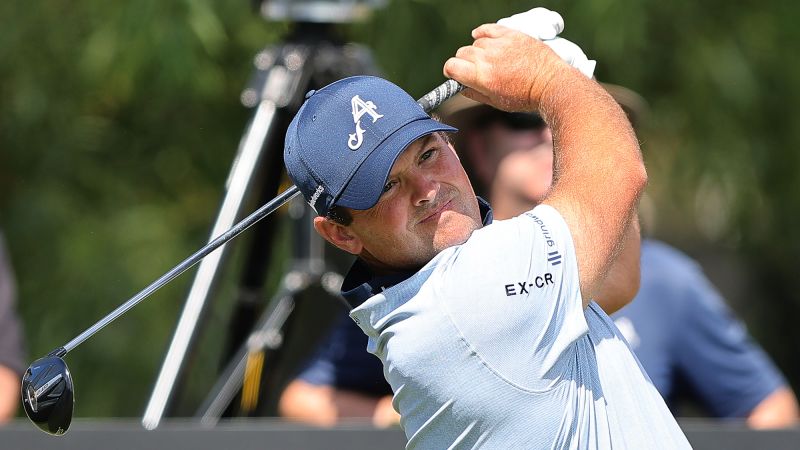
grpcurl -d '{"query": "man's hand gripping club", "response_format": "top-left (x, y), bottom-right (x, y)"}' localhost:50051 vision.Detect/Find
top-left (498, 7), bottom-right (596, 78)
top-left (443, 23), bottom-right (576, 113)
top-left (444, 8), bottom-right (595, 111)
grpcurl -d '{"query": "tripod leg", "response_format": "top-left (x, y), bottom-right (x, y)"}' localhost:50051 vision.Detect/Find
top-left (141, 100), bottom-right (278, 430)
top-left (216, 139), bottom-right (288, 371)
top-left (196, 265), bottom-right (345, 424)
top-left (141, 43), bottom-right (307, 429)
top-left (205, 31), bottom-right (386, 421)
top-left (197, 272), bottom-right (301, 426)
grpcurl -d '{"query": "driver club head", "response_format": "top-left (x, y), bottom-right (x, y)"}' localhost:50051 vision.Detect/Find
top-left (21, 354), bottom-right (74, 436)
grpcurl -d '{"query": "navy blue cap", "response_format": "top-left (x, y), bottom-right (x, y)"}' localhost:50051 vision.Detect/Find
top-left (284, 76), bottom-right (456, 217)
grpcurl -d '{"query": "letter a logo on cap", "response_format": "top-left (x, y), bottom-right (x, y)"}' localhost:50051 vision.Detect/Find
top-left (348, 95), bottom-right (384, 150)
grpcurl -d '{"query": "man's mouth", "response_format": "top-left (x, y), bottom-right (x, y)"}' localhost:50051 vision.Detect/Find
top-left (419, 199), bottom-right (453, 224)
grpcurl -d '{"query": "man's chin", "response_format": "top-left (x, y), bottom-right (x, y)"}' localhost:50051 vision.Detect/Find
top-left (433, 212), bottom-right (481, 250)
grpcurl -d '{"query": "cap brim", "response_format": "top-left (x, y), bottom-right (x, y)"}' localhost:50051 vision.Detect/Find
top-left (336, 117), bottom-right (456, 211)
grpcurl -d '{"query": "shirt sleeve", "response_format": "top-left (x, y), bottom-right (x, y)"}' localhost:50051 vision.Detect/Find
top-left (674, 266), bottom-right (785, 418)
top-left (438, 204), bottom-right (587, 390)
top-left (296, 310), bottom-right (392, 397)
top-left (0, 233), bottom-right (26, 376)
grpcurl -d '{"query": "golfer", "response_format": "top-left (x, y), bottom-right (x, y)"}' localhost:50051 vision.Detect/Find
top-left (283, 22), bottom-right (691, 449)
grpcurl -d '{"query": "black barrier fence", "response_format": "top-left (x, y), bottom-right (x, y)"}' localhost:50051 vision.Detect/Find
top-left (1, 419), bottom-right (799, 449)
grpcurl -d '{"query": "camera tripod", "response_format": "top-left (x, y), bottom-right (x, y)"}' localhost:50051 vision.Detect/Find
top-left (141, 21), bottom-right (381, 428)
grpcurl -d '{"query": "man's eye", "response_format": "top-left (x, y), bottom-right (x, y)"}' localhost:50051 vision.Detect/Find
top-left (420, 148), bottom-right (435, 161)
top-left (382, 180), bottom-right (396, 194)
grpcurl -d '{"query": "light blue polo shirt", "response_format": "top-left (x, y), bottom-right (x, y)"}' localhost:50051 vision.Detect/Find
top-left (350, 205), bottom-right (691, 449)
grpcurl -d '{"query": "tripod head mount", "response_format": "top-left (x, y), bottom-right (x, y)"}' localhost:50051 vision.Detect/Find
top-left (258, 0), bottom-right (387, 24)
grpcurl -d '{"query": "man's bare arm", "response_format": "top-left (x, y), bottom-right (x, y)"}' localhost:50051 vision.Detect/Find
top-left (444, 24), bottom-right (646, 305)
top-left (593, 217), bottom-right (641, 314)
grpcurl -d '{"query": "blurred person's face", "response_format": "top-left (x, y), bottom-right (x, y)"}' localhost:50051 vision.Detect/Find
top-left (315, 132), bottom-right (482, 273)
top-left (464, 118), bottom-right (553, 219)
top-left (486, 123), bottom-right (554, 206)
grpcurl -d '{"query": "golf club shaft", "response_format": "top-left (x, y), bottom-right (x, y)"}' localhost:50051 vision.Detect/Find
top-left (58, 78), bottom-right (464, 355)
top-left (61, 187), bottom-right (299, 353)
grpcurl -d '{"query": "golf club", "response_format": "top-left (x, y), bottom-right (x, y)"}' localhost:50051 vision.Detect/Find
top-left (20, 78), bottom-right (464, 436)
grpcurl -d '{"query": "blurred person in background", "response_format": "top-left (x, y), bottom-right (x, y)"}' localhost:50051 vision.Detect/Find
top-left (278, 86), bottom-right (799, 429)
top-left (0, 230), bottom-right (26, 423)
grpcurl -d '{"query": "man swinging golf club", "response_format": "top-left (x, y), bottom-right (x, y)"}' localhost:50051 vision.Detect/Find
top-left (282, 7), bottom-right (691, 449)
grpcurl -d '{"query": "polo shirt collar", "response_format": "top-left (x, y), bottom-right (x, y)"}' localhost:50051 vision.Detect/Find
top-left (341, 197), bottom-right (493, 309)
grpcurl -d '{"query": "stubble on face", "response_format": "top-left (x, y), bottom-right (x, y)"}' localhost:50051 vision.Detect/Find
top-left (348, 133), bottom-right (482, 273)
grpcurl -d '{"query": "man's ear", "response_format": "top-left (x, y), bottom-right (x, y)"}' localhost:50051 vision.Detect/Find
top-left (313, 216), bottom-right (363, 255)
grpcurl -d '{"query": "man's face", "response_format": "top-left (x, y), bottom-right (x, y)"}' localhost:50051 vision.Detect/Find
top-left (345, 132), bottom-right (482, 272)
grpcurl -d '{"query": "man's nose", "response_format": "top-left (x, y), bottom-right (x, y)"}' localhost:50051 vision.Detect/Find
top-left (410, 174), bottom-right (438, 207)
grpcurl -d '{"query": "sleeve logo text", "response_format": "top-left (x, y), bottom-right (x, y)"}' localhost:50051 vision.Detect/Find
top-left (504, 273), bottom-right (554, 296)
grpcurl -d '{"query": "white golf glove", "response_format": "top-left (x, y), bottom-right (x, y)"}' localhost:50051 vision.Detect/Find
top-left (497, 7), bottom-right (596, 78)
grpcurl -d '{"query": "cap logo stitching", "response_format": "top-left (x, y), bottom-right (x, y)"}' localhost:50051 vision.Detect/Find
top-left (308, 185), bottom-right (325, 212)
top-left (348, 95), bottom-right (384, 150)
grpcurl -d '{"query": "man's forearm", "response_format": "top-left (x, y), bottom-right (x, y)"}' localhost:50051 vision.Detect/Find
top-left (540, 71), bottom-right (646, 303)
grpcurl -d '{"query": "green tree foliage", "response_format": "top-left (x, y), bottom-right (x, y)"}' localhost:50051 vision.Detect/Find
top-left (0, 0), bottom-right (286, 417)
top-left (1, 0), bottom-right (797, 417)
